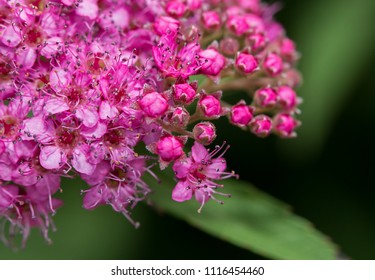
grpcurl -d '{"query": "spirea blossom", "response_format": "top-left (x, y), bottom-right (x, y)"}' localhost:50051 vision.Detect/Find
top-left (0, 0), bottom-right (301, 247)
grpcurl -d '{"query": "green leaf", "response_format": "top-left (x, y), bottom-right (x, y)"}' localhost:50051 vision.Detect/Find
top-left (148, 172), bottom-right (338, 259)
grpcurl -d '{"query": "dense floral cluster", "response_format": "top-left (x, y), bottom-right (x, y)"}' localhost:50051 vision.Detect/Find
top-left (0, 0), bottom-right (301, 247)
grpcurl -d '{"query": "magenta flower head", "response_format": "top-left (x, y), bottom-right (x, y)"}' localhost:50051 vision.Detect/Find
top-left (0, 0), bottom-right (302, 247)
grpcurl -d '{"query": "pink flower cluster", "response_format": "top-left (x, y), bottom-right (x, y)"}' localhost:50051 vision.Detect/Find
top-left (0, 0), bottom-right (301, 246)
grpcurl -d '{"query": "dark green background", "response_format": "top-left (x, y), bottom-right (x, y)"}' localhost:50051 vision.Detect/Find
top-left (1, 0), bottom-right (375, 259)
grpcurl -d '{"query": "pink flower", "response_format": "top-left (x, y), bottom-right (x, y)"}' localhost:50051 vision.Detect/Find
top-left (153, 32), bottom-right (202, 78)
top-left (172, 142), bottom-right (236, 212)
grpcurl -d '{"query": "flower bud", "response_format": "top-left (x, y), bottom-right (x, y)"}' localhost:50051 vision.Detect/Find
top-left (198, 93), bottom-right (222, 118)
top-left (156, 135), bottom-right (184, 162)
top-left (202, 11), bottom-right (220, 30)
top-left (236, 53), bottom-right (258, 74)
top-left (230, 101), bottom-right (254, 126)
top-left (273, 113), bottom-right (299, 138)
top-left (263, 52), bottom-right (283, 76)
top-left (253, 87), bottom-right (277, 108)
top-left (165, 0), bottom-right (187, 18)
top-left (227, 15), bottom-right (249, 36)
top-left (249, 115), bottom-right (272, 138)
top-left (169, 107), bottom-right (190, 127)
top-left (139, 92), bottom-right (168, 118)
top-left (277, 85), bottom-right (297, 111)
top-left (187, 0), bottom-right (202, 10)
top-left (220, 37), bottom-right (239, 56)
top-left (154, 16), bottom-right (180, 36)
top-left (280, 38), bottom-right (297, 60)
top-left (199, 49), bottom-right (226, 76)
top-left (247, 32), bottom-right (266, 52)
top-left (173, 83), bottom-right (197, 104)
top-left (193, 122), bottom-right (216, 145)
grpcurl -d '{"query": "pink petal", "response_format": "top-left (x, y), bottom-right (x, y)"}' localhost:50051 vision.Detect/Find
top-left (76, 106), bottom-right (99, 128)
top-left (39, 146), bottom-right (66, 170)
top-left (172, 180), bottom-right (192, 202)
top-left (172, 157), bottom-right (192, 179)
top-left (16, 47), bottom-right (36, 69)
top-left (76, 0), bottom-right (99, 20)
top-left (72, 146), bottom-right (95, 175)
top-left (81, 121), bottom-right (107, 139)
top-left (44, 98), bottom-right (69, 114)
top-left (1, 25), bottom-right (21, 47)
top-left (99, 101), bottom-right (118, 119)
top-left (191, 141), bottom-right (208, 163)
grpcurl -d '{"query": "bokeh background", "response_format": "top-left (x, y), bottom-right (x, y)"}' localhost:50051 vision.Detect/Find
top-left (1, 0), bottom-right (375, 259)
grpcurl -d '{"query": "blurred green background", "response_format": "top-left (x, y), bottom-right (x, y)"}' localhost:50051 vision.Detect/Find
top-left (1, 0), bottom-right (375, 259)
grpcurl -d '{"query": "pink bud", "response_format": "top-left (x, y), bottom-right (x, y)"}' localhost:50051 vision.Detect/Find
top-left (156, 135), bottom-right (184, 162)
top-left (154, 16), bottom-right (180, 36)
top-left (263, 53), bottom-right (283, 76)
top-left (249, 115), bottom-right (272, 138)
top-left (220, 37), bottom-right (239, 56)
top-left (273, 113), bottom-right (299, 138)
top-left (165, 0), bottom-right (187, 18)
top-left (139, 92), bottom-right (168, 118)
top-left (227, 15), bottom-right (249, 36)
top-left (199, 94), bottom-right (222, 118)
top-left (199, 49), bottom-right (226, 76)
top-left (236, 53), bottom-right (258, 74)
top-left (186, 0), bottom-right (202, 10)
top-left (254, 87), bottom-right (277, 108)
top-left (230, 102), bottom-right (254, 126)
top-left (247, 32), bottom-right (266, 52)
top-left (277, 85), bottom-right (297, 111)
top-left (280, 38), bottom-right (296, 60)
top-left (193, 122), bottom-right (216, 145)
top-left (173, 83), bottom-right (197, 104)
top-left (169, 107), bottom-right (190, 127)
top-left (202, 11), bottom-right (220, 30)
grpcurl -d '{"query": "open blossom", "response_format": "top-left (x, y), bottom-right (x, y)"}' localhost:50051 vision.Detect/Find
top-left (0, 0), bottom-right (301, 246)
top-left (172, 142), bottom-right (237, 212)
